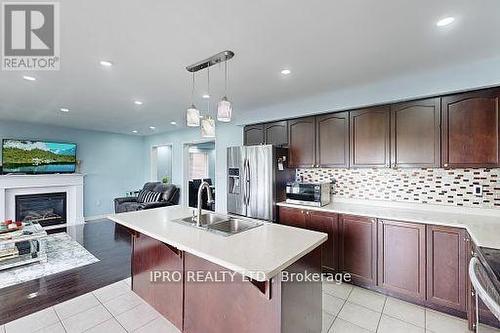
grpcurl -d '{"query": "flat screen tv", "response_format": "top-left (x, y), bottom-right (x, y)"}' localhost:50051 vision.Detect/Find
top-left (1, 139), bottom-right (77, 174)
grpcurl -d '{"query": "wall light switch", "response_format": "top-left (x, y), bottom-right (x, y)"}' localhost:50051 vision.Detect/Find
top-left (473, 185), bottom-right (483, 197)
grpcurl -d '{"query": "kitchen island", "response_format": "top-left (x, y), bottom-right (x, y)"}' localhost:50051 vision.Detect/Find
top-left (108, 205), bottom-right (327, 333)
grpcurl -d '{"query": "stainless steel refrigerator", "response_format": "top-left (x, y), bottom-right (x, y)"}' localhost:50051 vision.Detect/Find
top-left (227, 145), bottom-right (293, 221)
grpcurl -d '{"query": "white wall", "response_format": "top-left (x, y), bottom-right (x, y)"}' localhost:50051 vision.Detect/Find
top-left (238, 55), bottom-right (500, 125)
top-left (144, 124), bottom-right (242, 213)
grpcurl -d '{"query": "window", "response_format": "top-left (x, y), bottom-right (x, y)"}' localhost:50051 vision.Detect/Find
top-left (189, 151), bottom-right (209, 180)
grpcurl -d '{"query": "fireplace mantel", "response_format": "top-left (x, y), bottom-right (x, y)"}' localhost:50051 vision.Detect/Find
top-left (0, 174), bottom-right (84, 228)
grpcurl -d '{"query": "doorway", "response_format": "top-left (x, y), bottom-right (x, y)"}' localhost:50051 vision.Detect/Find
top-left (151, 144), bottom-right (173, 184)
top-left (183, 140), bottom-right (216, 211)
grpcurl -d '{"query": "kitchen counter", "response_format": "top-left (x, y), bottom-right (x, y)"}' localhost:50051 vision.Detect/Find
top-left (277, 198), bottom-right (500, 249)
top-left (108, 205), bottom-right (327, 281)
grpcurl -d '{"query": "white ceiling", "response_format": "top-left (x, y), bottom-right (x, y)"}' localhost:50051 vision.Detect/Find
top-left (1, 0), bottom-right (499, 135)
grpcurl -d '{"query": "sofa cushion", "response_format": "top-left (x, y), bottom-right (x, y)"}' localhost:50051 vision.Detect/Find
top-left (137, 190), bottom-right (162, 203)
top-left (119, 202), bottom-right (143, 213)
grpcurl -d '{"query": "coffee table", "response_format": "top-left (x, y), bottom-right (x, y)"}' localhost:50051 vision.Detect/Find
top-left (0, 223), bottom-right (48, 271)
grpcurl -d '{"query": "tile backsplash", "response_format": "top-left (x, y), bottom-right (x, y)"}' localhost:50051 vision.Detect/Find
top-left (296, 168), bottom-right (500, 209)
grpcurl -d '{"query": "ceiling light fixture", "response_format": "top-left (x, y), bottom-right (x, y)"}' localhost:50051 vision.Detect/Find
top-left (149, 126), bottom-right (156, 130)
top-left (281, 69), bottom-right (291, 75)
top-left (170, 121), bottom-right (177, 125)
top-left (134, 100), bottom-right (143, 105)
top-left (185, 50), bottom-right (235, 136)
top-left (186, 73), bottom-right (201, 127)
top-left (132, 130), bottom-right (138, 134)
top-left (436, 17), bottom-right (455, 27)
top-left (60, 108), bottom-right (70, 112)
top-left (23, 75), bottom-right (36, 81)
top-left (217, 60), bottom-right (232, 122)
top-left (100, 60), bottom-right (113, 67)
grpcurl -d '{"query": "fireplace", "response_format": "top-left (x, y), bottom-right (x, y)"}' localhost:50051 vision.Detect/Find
top-left (15, 192), bottom-right (67, 227)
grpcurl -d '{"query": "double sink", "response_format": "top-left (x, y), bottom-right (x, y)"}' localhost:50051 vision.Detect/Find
top-left (174, 213), bottom-right (263, 236)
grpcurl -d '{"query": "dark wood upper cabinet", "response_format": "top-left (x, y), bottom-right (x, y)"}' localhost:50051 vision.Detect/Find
top-left (264, 121), bottom-right (288, 146)
top-left (288, 117), bottom-right (316, 168)
top-left (244, 124), bottom-right (264, 146)
top-left (339, 214), bottom-right (377, 287)
top-left (441, 88), bottom-right (500, 168)
top-left (391, 98), bottom-right (441, 168)
top-left (316, 112), bottom-right (349, 168)
top-left (426, 225), bottom-right (467, 313)
top-left (350, 106), bottom-right (391, 168)
top-left (378, 219), bottom-right (426, 301)
top-left (306, 210), bottom-right (338, 271)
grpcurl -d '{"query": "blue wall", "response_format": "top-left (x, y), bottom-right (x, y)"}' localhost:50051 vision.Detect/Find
top-left (0, 120), bottom-right (145, 217)
top-left (144, 124), bottom-right (242, 214)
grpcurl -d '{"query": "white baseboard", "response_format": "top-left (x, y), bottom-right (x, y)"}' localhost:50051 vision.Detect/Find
top-left (84, 214), bottom-right (110, 222)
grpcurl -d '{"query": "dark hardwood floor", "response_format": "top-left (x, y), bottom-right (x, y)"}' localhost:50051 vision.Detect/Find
top-left (0, 220), bottom-right (132, 325)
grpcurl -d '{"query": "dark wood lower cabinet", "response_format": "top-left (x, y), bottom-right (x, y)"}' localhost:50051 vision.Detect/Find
top-left (278, 207), bottom-right (338, 271)
top-left (131, 230), bottom-right (322, 333)
top-left (306, 211), bottom-right (338, 271)
top-left (339, 214), bottom-right (378, 286)
top-left (183, 249), bottom-right (322, 333)
top-left (278, 206), bottom-right (308, 229)
top-left (426, 225), bottom-right (467, 314)
top-left (377, 219), bottom-right (426, 301)
top-left (132, 233), bottom-right (184, 331)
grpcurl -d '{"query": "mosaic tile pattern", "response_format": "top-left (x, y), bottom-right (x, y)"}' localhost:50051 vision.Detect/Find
top-left (296, 168), bottom-right (500, 208)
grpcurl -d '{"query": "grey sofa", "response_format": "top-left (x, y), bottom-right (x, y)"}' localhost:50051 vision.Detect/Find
top-left (114, 182), bottom-right (180, 213)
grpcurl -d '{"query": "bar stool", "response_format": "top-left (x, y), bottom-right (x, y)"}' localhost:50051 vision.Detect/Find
top-left (469, 257), bottom-right (500, 332)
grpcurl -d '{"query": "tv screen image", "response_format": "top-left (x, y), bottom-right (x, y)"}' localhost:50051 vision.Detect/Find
top-left (2, 139), bottom-right (77, 174)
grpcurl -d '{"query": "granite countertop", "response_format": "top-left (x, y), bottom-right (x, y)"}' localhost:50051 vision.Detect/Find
top-left (277, 199), bottom-right (500, 249)
top-left (108, 206), bottom-right (327, 282)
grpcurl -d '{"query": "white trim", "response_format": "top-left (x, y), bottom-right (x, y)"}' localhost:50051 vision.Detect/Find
top-left (0, 174), bottom-right (85, 226)
top-left (84, 214), bottom-right (109, 222)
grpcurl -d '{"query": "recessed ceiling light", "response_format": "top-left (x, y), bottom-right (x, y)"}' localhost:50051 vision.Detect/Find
top-left (149, 126), bottom-right (156, 130)
top-left (170, 121), bottom-right (177, 125)
top-left (134, 100), bottom-right (143, 105)
top-left (202, 94), bottom-right (210, 99)
top-left (281, 69), bottom-right (291, 75)
top-left (436, 17), bottom-right (455, 27)
top-left (132, 130), bottom-right (138, 134)
top-left (23, 75), bottom-right (36, 81)
top-left (60, 108), bottom-right (70, 112)
top-left (99, 60), bottom-right (113, 67)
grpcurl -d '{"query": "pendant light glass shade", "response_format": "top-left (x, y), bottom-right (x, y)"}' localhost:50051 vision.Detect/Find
top-left (217, 97), bottom-right (232, 122)
top-left (217, 60), bottom-right (232, 122)
top-left (201, 116), bottom-right (215, 138)
top-left (186, 105), bottom-right (200, 127)
top-left (186, 73), bottom-right (200, 127)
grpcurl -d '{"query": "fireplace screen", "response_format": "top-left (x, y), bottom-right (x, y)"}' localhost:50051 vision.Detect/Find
top-left (15, 192), bottom-right (67, 227)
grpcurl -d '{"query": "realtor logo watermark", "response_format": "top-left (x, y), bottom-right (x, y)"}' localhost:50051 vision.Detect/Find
top-left (2, 2), bottom-right (60, 70)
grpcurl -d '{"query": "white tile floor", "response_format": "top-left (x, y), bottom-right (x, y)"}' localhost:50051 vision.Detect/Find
top-left (1, 278), bottom-right (499, 333)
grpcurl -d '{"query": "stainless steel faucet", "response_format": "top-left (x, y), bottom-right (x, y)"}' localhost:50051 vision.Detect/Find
top-left (196, 181), bottom-right (214, 227)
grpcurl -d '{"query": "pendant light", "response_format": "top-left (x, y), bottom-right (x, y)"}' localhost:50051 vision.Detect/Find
top-left (217, 61), bottom-right (232, 122)
top-left (186, 73), bottom-right (200, 127)
top-left (201, 67), bottom-right (216, 137)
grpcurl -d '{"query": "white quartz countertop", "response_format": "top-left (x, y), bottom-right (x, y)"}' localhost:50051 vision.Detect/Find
top-left (108, 206), bottom-right (326, 282)
top-left (277, 199), bottom-right (500, 249)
